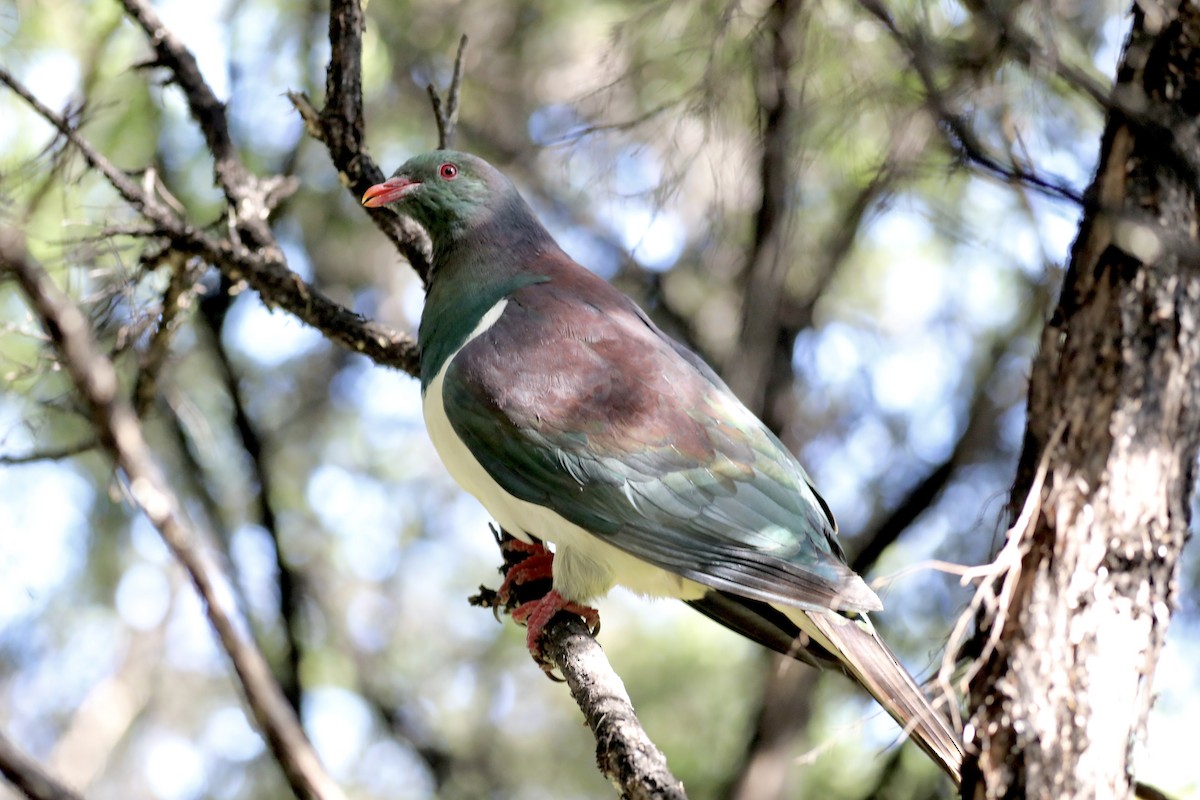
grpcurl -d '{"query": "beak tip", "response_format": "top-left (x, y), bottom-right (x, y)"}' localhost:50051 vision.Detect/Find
top-left (361, 176), bottom-right (416, 209)
top-left (360, 185), bottom-right (386, 208)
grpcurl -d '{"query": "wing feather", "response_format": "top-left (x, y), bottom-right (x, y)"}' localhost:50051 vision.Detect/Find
top-left (442, 265), bottom-right (880, 614)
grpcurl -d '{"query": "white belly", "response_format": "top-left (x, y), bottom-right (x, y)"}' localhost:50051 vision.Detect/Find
top-left (422, 299), bottom-right (707, 604)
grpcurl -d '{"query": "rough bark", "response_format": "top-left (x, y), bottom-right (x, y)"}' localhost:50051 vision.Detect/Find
top-left (542, 616), bottom-right (689, 800)
top-left (965, 2), bottom-right (1200, 798)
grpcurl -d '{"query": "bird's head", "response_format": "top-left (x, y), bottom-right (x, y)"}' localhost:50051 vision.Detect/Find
top-left (362, 150), bottom-right (515, 243)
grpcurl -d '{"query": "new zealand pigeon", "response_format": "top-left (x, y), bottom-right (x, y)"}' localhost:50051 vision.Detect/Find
top-left (363, 151), bottom-right (963, 781)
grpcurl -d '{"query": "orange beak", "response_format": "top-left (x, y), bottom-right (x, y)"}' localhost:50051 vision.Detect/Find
top-left (361, 176), bottom-right (420, 207)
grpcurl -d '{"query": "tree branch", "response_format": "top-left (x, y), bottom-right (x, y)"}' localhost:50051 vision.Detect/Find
top-left (427, 34), bottom-right (469, 149)
top-left (0, 231), bottom-right (347, 800)
top-left (470, 532), bottom-right (689, 798)
top-left (198, 277), bottom-right (304, 712)
top-left (120, 0), bottom-right (285, 244)
top-left (849, 323), bottom-right (1026, 576)
top-left (0, 732), bottom-right (85, 800)
top-left (965, 0), bottom-right (1200, 197)
top-left (541, 615), bottom-right (688, 800)
top-left (287, 0), bottom-right (432, 281)
top-left (0, 438), bottom-right (99, 465)
top-left (132, 251), bottom-right (205, 414)
top-left (0, 65), bottom-right (419, 375)
top-left (723, 4), bottom-right (818, 797)
top-left (724, 0), bottom-right (801, 412)
top-left (857, 0), bottom-right (1086, 205)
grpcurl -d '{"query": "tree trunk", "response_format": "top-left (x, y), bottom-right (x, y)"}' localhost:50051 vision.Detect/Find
top-left (965, 2), bottom-right (1200, 799)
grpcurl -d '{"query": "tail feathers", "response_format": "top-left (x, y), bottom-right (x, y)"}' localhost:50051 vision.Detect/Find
top-left (792, 608), bottom-right (963, 783)
top-left (687, 590), bottom-right (962, 783)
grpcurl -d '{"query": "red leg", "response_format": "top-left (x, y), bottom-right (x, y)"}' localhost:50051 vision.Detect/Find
top-left (493, 538), bottom-right (602, 669)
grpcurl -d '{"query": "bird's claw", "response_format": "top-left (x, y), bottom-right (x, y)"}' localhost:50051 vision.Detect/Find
top-left (495, 550), bottom-right (555, 606)
top-left (512, 589), bottom-right (601, 678)
top-left (483, 538), bottom-right (600, 677)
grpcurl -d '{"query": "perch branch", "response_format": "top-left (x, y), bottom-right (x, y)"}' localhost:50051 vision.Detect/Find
top-left (471, 533), bottom-right (688, 800)
top-left (543, 616), bottom-right (689, 800)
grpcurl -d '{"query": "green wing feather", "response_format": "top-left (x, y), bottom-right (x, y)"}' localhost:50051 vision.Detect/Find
top-left (440, 278), bottom-right (880, 615)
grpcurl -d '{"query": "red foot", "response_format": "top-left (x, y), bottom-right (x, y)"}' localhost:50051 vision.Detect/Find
top-left (512, 589), bottom-right (601, 665)
top-left (492, 538), bottom-right (602, 673)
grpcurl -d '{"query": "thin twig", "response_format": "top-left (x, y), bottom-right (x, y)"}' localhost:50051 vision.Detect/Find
top-left (133, 252), bottom-right (205, 414)
top-left (0, 66), bottom-right (166, 222)
top-left (937, 420), bottom-right (1065, 734)
top-left (968, 1), bottom-right (1200, 195)
top-left (445, 35), bottom-right (468, 144)
top-left (863, 0), bottom-right (1200, 204)
top-left (426, 34), bottom-right (469, 149)
top-left (199, 278), bottom-right (304, 711)
top-left (0, 231), bottom-right (347, 800)
top-left (856, 0), bottom-right (1085, 205)
top-left (0, 438), bottom-right (99, 465)
top-left (426, 86), bottom-right (446, 148)
top-left (849, 341), bottom-right (999, 575)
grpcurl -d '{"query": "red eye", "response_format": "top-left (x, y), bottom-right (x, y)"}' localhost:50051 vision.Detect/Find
top-left (439, 163), bottom-right (458, 180)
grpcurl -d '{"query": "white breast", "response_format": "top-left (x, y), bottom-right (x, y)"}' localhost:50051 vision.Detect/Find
top-left (421, 298), bottom-right (707, 604)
